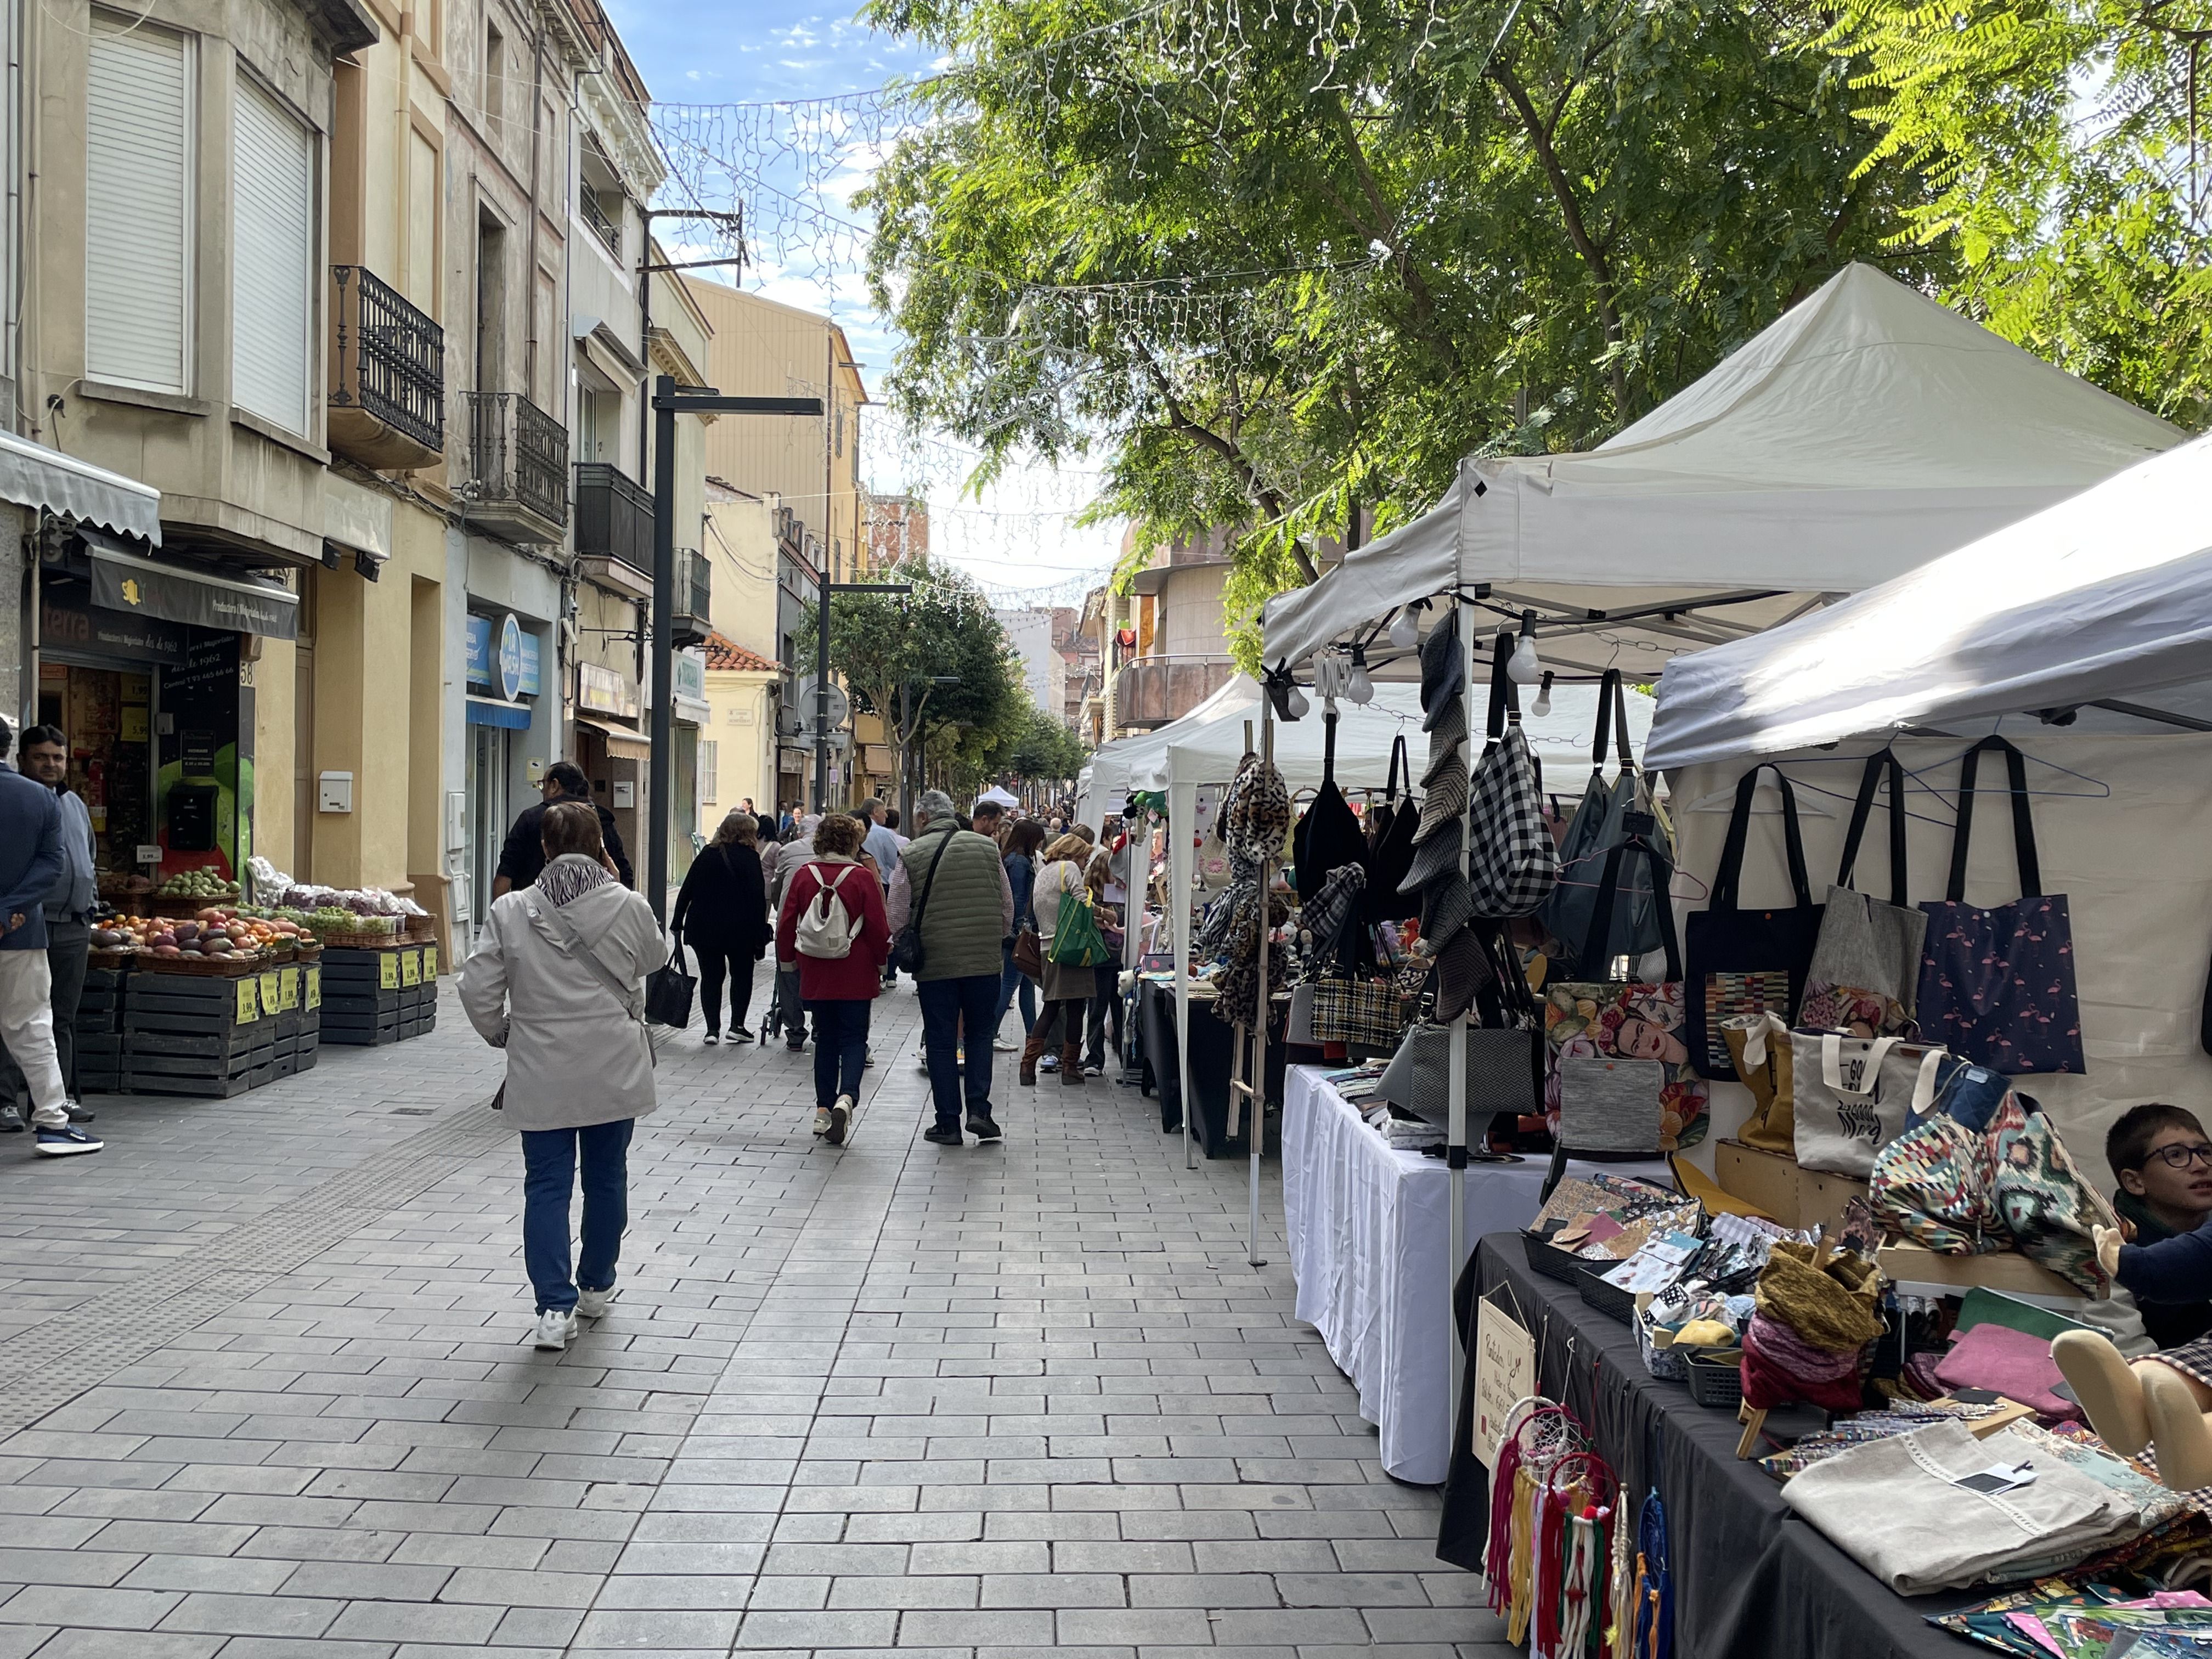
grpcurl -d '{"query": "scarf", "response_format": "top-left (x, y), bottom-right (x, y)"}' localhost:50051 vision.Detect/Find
top-left (537, 852), bottom-right (614, 909)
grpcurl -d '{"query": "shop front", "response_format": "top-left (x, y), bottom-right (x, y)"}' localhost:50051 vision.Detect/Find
top-left (670, 646), bottom-right (710, 877)
top-left (462, 609), bottom-right (545, 928)
top-left (574, 660), bottom-right (648, 877)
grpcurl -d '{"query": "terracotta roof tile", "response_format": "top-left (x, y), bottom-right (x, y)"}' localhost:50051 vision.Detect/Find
top-left (704, 632), bottom-right (780, 673)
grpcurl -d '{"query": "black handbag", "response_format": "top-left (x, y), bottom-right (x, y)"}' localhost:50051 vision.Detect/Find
top-left (891, 832), bottom-right (954, 975)
top-left (645, 940), bottom-right (697, 1029)
top-left (1294, 711), bottom-right (1367, 904)
top-left (1683, 764), bottom-right (1826, 1080)
top-left (1362, 735), bottom-right (1419, 922)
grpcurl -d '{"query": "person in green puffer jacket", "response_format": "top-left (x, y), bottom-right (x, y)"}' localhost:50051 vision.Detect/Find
top-left (889, 789), bottom-right (1015, 1148)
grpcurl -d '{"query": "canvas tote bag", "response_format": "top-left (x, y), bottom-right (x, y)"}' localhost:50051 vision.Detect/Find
top-left (1915, 737), bottom-right (2086, 1074)
top-left (1540, 669), bottom-right (1665, 974)
top-left (1791, 1031), bottom-right (1947, 1178)
top-left (1466, 634), bottom-right (1559, 920)
top-left (1802, 748), bottom-right (1928, 1037)
top-left (1684, 764), bottom-right (1826, 1081)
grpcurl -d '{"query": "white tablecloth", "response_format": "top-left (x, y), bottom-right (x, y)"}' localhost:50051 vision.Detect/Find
top-left (1279, 1064), bottom-right (1668, 1484)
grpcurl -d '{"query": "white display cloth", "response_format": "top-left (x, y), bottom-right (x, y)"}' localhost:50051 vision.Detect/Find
top-left (1281, 1065), bottom-right (1667, 1482)
top-left (1646, 435), bottom-right (2212, 769)
top-left (1262, 264), bottom-right (2182, 673)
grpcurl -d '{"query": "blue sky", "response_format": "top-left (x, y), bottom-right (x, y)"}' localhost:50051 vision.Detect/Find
top-left (604, 0), bottom-right (1126, 605)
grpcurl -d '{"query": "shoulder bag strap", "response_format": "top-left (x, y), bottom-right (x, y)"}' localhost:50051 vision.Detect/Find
top-left (1610, 669), bottom-right (1635, 776)
top-left (912, 832), bottom-right (956, 931)
top-left (1322, 709), bottom-right (1338, 782)
top-left (1709, 764), bottom-right (1812, 914)
top-left (525, 894), bottom-right (646, 1026)
top-left (1590, 669), bottom-right (1620, 775)
top-left (1835, 748), bottom-right (1909, 906)
top-left (1579, 834), bottom-right (1681, 981)
top-left (1946, 736), bottom-right (2042, 901)
top-left (1483, 630), bottom-right (1514, 751)
top-left (1385, 734), bottom-right (1408, 803)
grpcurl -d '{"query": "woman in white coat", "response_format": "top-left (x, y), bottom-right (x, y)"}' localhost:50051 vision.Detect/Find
top-left (460, 802), bottom-right (665, 1351)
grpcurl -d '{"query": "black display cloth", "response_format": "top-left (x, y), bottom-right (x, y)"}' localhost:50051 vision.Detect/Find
top-left (1437, 1235), bottom-right (1976, 1659)
top-left (1135, 980), bottom-right (1287, 1158)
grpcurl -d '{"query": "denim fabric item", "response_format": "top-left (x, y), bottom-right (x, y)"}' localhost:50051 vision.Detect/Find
top-left (917, 972), bottom-right (1000, 1127)
top-left (519, 1118), bottom-right (635, 1314)
top-left (807, 997), bottom-right (872, 1109)
top-left (995, 941), bottom-right (1037, 1041)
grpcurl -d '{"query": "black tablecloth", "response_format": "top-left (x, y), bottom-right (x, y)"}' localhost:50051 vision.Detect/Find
top-left (1438, 1235), bottom-right (1975, 1659)
top-left (1135, 980), bottom-right (1291, 1158)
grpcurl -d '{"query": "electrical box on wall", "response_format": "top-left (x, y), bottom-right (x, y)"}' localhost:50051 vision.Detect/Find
top-left (612, 781), bottom-right (635, 809)
top-left (318, 771), bottom-right (355, 814)
top-left (526, 757), bottom-right (545, 782)
top-left (444, 792), bottom-right (466, 857)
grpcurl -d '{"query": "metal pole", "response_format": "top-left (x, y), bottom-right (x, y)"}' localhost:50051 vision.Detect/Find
top-left (1250, 701), bottom-right (1271, 1268)
top-left (899, 680), bottom-right (912, 831)
top-left (1447, 599), bottom-right (1479, 1444)
top-left (814, 569), bottom-right (830, 811)
top-left (647, 374), bottom-right (676, 926)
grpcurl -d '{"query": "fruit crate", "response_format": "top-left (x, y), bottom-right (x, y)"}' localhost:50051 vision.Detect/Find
top-left (123, 969), bottom-right (280, 1096)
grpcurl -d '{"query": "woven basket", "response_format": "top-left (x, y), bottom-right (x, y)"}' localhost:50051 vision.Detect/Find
top-left (137, 952), bottom-right (268, 978)
top-left (1684, 1350), bottom-right (1746, 1409)
top-left (293, 941), bottom-right (324, 961)
top-left (86, 947), bottom-right (135, 970)
top-left (1523, 1233), bottom-right (1590, 1285)
top-left (314, 930), bottom-right (404, 951)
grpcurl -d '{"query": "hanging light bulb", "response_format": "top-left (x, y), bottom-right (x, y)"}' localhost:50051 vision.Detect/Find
top-left (1387, 603), bottom-right (1420, 650)
top-left (1508, 611), bottom-right (1542, 685)
top-left (1346, 648), bottom-right (1373, 705)
top-left (1531, 670), bottom-right (1554, 719)
top-left (1285, 684), bottom-right (1311, 720)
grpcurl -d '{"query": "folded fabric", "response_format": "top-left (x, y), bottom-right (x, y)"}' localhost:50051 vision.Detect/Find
top-left (1413, 751), bottom-right (1469, 844)
top-left (1933, 1321), bottom-right (2081, 1421)
top-left (1419, 608), bottom-right (1465, 721)
top-left (1778, 1420), bottom-right (2137, 1595)
top-left (1754, 1241), bottom-right (1886, 1353)
top-left (1421, 730), bottom-right (1465, 789)
top-left (1419, 874), bottom-right (1474, 953)
top-left (1400, 819), bottom-right (1464, 895)
top-left (1431, 928), bottom-right (1492, 1024)
top-left (1425, 694), bottom-right (1469, 752)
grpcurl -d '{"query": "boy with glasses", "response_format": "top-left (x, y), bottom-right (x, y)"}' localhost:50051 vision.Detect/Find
top-left (2106, 1103), bottom-right (2212, 1348)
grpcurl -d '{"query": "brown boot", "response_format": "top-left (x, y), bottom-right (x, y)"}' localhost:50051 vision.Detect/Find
top-left (1060, 1040), bottom-right (1084, 1084)
top-left (1019, 1025), bottom-right (1048, 1086)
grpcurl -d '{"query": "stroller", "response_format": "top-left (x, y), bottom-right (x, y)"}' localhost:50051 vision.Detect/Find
top-left (763, 963), bottom-right (804, 1046)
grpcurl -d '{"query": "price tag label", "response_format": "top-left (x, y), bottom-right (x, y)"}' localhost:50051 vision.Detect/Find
top-left (279, 967), bottom-right (299, 1011)
top-left (258, 972), bottom-right (279, 1015)
top-left (306, 966), bottom-right (321, 1011)
top-left (379, 952), bottom-right (399, 990)
top-left (423, 944), bottom-right (438, 978)
top-left (400, 949), bottom-right (421, 988)
top-left (235, 978), bottom-right (261, 1024)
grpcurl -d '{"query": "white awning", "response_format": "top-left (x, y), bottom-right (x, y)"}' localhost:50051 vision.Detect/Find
top-left (0, 430), bottom-right (160, 543)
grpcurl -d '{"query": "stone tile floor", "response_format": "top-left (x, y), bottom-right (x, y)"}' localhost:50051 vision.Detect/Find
top-left (0, 970), bottom-right (1513, 1658)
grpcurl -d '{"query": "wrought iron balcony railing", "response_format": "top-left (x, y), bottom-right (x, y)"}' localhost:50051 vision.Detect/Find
top-left (329, 266), bottom-right (444, 468)
top-left (462, 391), bottom-right (568, 532)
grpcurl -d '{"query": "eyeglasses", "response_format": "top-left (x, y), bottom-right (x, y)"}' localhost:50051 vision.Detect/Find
top-left (2146, 1143), bottom-right (2212, 1170)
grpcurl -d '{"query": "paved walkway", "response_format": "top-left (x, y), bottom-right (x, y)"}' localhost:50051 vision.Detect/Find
top-left (0, 970), bottom-right (1510, 1658)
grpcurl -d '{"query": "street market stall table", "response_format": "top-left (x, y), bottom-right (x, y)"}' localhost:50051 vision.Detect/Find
top-left (1280, 1065), bottom-right (1665, 1484)
top-left (1436, 1233), bottom-right (1977, 1659)
top-left (1136, 977), bottom-right (1285, 1158)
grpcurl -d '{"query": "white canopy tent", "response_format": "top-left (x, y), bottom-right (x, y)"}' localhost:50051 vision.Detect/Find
top-left (1645, 435), bottom-right (2212, 769)
top-left (1076, 674), bottom-right (1259, 829)
top-left (1262, 264), bottom-right (2182, 681)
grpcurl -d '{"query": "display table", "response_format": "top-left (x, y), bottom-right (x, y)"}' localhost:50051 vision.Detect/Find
top-left (1135, 979), bottom-right (1286, 1158)
top-left (1279, 1065), bottom-right (1666, 1483)
top-left (1435, 1234), bottom-right (1972, 1659)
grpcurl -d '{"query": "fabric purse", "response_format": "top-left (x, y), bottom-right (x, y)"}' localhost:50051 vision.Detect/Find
top-left (1309, 972), bottom-right (1407, 1049)
top-left (1293, 714), bottom-right (1367, 903)
top-left (1465, 632), bottom-right (1559, 919)
top-left (1870, 1111), bottom-right (2005, 1255)
top-left (1723, 1011), bottom-right (1794, 1153)
top-left (1790, 1031), bottom-right (1946, 1178)
top-left (1543, 830), bottom-right (1708, 1152)
top-left (1554, 1057), bottom-right (1666, 1153)
top-left (1373, 1017), bottom-right (1543, 1132)
top-left (645, 941), bottom-right (696, 1029)
top-left (1286, 981), bottom-right (1321, 1047)
top-left (1539, 669), bottom-right (1666, 973)
top-left (1048, 888), bottom-right (1110, 967)
top-left (1916, 737), bottom-right (2085, 1074)
top-left (1012, 924), bottom-right (1043, 979)
top-left (1363, 736), bottom-right (1419, 921)
top-left (1802, 749), bottom-right (1928, 1038)
top-left (1990, 1095), bottom-right (2117, 1296)
top-left (1684, 764), bottom-right (1825, 1080)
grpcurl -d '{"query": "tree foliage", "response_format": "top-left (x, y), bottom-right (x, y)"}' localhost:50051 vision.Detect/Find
top-left (1830, 0), bottom-right (2212, 428)
top-left (1003, 700), bottom-right (1088, 784)
top-left (860, 0), bottom-right (1953, 656)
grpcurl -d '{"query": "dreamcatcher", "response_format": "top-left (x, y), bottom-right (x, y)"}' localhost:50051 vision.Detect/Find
top-left (1485, 1398), bottom-right (1587, 1644)
top-left (1532, 1451), bottom-right (1620, 1659)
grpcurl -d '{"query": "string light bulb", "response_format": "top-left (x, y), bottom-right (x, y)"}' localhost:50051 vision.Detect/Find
top-left (1531, 670), bottom-right (1554, 719)
top-left (1508, 611), bottom-right (1542, 685)
top-left (1285, 684), bottom-right (1311, 720)
top-left (1346, 648), bottom-right (1373, 704)
top-left (1387, 603), bottom-right (1420, 650)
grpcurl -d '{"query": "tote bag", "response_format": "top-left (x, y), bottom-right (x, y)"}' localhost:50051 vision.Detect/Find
top-left (1539, 669), bottom-right (1665, 974)
top-left (1915, 737), bottom-right (2085, 1074)
top-left (1374, 1020), bottom-right (1544, 1133)
top-left (1363, 736), bottom-right (1419, 922)
top-left (1294, 713), bottom-right (1368, 904)
top-left (1790, 1031), bottom-right (1946, 1178)
top-left (1802, 749), bottom-right (1928, 1038)
top-left (1684, 765), bottom-right (1825, 1080)
top-left (1466, 633), bottom-right (1559, 919)
top-left (1544, 832), bottom-right (1709, 1153)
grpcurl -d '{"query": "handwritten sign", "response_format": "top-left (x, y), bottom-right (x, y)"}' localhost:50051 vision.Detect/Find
top-left (1474, 1294), bottom-right (1536, 1468)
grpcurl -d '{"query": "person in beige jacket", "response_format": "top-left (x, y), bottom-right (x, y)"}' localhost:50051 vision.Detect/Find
top-left (460, 802), bottom-right (665, 1352)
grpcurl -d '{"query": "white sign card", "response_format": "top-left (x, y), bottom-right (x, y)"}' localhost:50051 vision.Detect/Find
top-left (1473, 1293), bottom-right (1536, 1468)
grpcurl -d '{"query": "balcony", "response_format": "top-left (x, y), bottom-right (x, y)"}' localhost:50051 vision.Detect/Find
top-left (1113, 655), bottom-right (1237, 731)
top-left (461, 391), bottom-right (568, 541)
top-left (329, 266), bottom-right (444, 470)
top-left (581, 189), bottom-right (622, 260)
top-left (671, 546), bottom-right (710, 648)
top-left (574, 462), bottom-right (652, 588)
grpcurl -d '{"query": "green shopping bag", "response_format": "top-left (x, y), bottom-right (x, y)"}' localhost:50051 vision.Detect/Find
top-left (1048, 888), bottom-right (1111, 967)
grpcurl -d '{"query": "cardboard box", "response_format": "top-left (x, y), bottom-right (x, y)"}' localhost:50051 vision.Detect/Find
top-left (1876, 1242), bottom-right (2088, 1305)
top-left (1712, 1139), bottom-right (1869, 1234)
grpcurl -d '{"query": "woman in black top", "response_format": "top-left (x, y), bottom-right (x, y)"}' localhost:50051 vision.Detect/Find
top-left (672, 810), bottom-right (773, 1043)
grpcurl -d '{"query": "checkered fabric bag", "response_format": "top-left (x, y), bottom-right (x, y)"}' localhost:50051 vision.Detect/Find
top-left (1466, 636), bottom-right (1558, 919)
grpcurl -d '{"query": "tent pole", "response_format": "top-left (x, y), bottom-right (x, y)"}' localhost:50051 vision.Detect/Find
top-left (1447, 597), bottom-right (1479, 1451)
top-left (1172, 776), bottom-right (1197, 1173)
top-left (1251, 698), bottom-right (1272, 1269)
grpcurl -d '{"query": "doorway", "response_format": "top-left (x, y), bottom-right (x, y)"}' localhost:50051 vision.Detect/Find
top-left (467, 721), bottom-right (510, 930)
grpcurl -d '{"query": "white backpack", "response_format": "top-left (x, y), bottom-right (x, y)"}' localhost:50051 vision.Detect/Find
top-left (795, 862), bottom-right (861, 960)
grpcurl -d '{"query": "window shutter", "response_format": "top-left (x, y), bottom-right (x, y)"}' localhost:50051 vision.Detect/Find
top-left (86, 16), bottom-right (191, 393)
top-left (232, 76), bottom-right (313, 435)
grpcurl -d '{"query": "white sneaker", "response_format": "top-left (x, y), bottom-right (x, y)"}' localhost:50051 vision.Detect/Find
top-left (824, 1094), bottom-right (851, 1147)
top-left (914, 1052), bottom-right (931, 1074)
top-left (533, 1309), bottom-right (578, 1351)
top-left (992, 1037), bottom-right (1019, 1052)
top-left (576, 1287), bottom-right (613, 1319)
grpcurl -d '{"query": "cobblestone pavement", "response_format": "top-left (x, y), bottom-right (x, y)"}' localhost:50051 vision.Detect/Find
top-left (0, 969), bottom-right (1512, 1658)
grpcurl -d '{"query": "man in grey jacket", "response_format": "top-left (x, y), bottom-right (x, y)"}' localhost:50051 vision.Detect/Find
top-left (0, 718), bottom-right (100, 1156)
top-left (890, 790), bottom-right (1013, 1146)
top-left (3, 726), bottom-right (98, 1127)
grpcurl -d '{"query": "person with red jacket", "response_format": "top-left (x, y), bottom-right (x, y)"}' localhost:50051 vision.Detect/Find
top-left (775, 812), bottom-right (889, 1146)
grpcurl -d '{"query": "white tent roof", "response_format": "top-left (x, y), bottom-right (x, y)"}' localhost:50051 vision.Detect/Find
top-left (1076, 674), bottom-right (1260, 826)
top-left (1262, 264), bottom-right (2183, 678)
top-left (1645, 435), bottom-right (2212, 770)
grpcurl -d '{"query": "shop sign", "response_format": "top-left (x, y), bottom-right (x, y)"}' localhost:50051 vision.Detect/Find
top-left (92, 547), bottom-right (298, 640)
top-left (578, 661), bottom-right (637, 718)
top-left (40, 581), bottom-right (188, 666)
top-left (674, 649), bottom-right (706, 703)
top-left (467, 613), bottom-right (540, 699)
top-left (1473, 1293), bottom-right (1536, 1468)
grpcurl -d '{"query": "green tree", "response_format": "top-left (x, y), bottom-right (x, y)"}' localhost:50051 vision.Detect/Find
top-left (1830, 0), bottom-right (2212, 428)
top-left (1003, 700), bottom-right (1088, 787)
top-left (861, 0), bottom-right (1951, 654)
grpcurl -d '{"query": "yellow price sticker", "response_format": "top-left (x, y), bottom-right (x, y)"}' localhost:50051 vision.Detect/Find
top-left (235, 978), bottom-right (261, 1024)
top-left (306, 966), bottom-right (321, 1010)
top-left (423, 944), bottom-right (438, 978)
top-left (400, 949), bottom-right (421, 988)
top-left (258, 971), bottom-right (279, 1015)
top-left (379, 952), bottom-right (399, 989)
top-left (279, 966), bottom-right (300, 1010)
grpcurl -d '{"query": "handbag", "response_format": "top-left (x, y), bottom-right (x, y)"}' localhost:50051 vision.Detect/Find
top-left (1310, 972), bottom-right (1407, 1049)
top-left (1790, 1031), bottom-right (1946, 1178)
top-left (1870, 1110), bottom-right (2005, 1255)
top-left (891, 830), bottom-right (955, 975)
top-left (1802, 749), bottom-right (1928, 1037)
top-left (1013, 925), bottom-right (1042, 979)
top-left (1544, 830), bottom-right (1709, 1152)
top-left (1286, 980), bottom-right (1321, 1046)
top-left (1684, 764), bottom-right (1825, 1080)
top-left (1373, 1018), bottom-right (1544, 1131)
top-left (1363, 735), bottom-right (1419, 922)
top-left (1294, 713), bottom-right (1368, 904)
top-left (1048, 887), bottom-right (1111, 967)
top-left (1723, 1011), bottom-right (1795, 1153)
top-left (1990, 1094), bottom-right (2118, 1296)
top-left (1916, 737), bottom-right (2085, 1074)
top-left (645, 941), bottom-right (696, 1029)
top-left (1539, 669), bottom-right (1665, 973)
top-left (1197, 821), bottom-right (1234, 891)
top-left (1466, 632), bottom-right (1559, 920)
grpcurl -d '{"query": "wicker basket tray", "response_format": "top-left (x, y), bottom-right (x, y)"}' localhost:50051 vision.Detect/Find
top-left (149, 896), bottom-right (237, 919)
top-left (1576, 1262), bottom-right (1637, 1324)
top-left (86, 947), bottom-right (136, 970)
top-left (292, 941), bottom-right (323, 961)
top-left (313, 930), bottom-right (404, 951)
top-left (1684, 1350), bottom-right (1746, 1409)
top-left (136, 952), bottom-right (269, 978)
top-left (1523, 1232), bottom-right (1592, 1284)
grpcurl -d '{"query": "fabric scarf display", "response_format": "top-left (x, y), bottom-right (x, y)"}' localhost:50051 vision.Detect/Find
top-left (1542, 669), bottom-right (1666, 978)
top-left (1684, 764), bottom-right (1826, 1080)
top-left (1364, 735), bottom-right (1420, 922)
top-left (1916, 736), bottom-right (2085, 1074)
top-left (1467, 631), bottom-right (1561, 919)
top-left (1802, 748), bottom-right (1928, 1037)
top-left (1545, 829), bottom-right (1708, 1153)
top-left (1789, 1031), bottom-right (1946, 1178)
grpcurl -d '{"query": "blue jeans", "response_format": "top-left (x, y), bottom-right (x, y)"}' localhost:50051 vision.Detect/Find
top-left (519, 1118), bottom-right (634, 1314)
top-left (806, 998), bottom-right (871, 1109)
top-left (994, 943), bottom-right (1036, 1043)
top-left (917, 972), bottom-right (1000, 1128)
